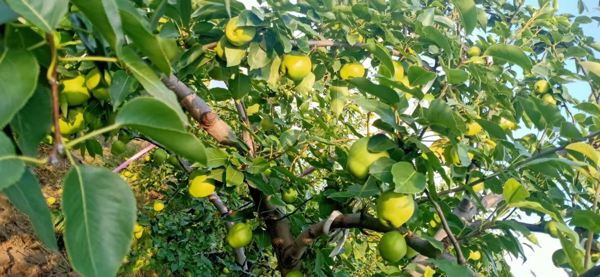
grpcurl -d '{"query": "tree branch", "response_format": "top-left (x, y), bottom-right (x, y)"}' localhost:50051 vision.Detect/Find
top-left (46, 33), bottom-right (62, 163)
top-left (161, 73), bottom-right (243, 151)
top-left (282, 213), bottom-right (444, 268)
top-left (434, 129), bottom-right (600, 197)
top-left (425, 189), bottom-right (466, 265)
top-left (162, 73), bottom-right (297, 273)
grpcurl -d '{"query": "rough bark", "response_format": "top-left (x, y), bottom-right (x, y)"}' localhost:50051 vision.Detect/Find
top-left (162, 74), bottom-right (242, 151)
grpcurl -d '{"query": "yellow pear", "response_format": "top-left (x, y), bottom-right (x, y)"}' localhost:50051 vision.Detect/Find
top-left (225, 17), bottom-right (256, 46)
top-left (377, 191), bottom-right (415, 228)
top-left (92, 87), bottom-right (110, 100)
top-left (62, 75), bottom-right (90, 106)
top-left (280, 53), bottom-right (312, 81)
top-left (542, 93), bottom-right (556, 105)
top-left (465, 121), bottom-right (482, 136)
top-left (58, 110), bottom-right (85, 135)
top-left (347, 137), bottom-right (390, 180)
top-left (467, 46), bottom-right (481, 57)
top-left (534, 79), bottom-right (550, 94)
top-left (227, 222), bottom-right (253, 248)
top-left (189, 175), bottom-right (216, 198)
top-left (340, 62), bottom-right (365, 79)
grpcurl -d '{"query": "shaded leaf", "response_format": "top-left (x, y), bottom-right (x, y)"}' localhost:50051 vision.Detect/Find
top-left (10, 85), bottom-right (52, 157)
top-left (0, 132), bottom-right (25, 190)
top-left (0, 49), bottom-right (39, 129)
top-left (4, 170), bottom-right (57, 251)
top-left (63, 166), bottom-right (136, 277)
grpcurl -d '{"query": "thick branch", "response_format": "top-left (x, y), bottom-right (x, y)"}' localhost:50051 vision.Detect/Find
top-left (283, 213), bottom-right (444, 267)
top-left (161, 74), bottom-right (243, 151)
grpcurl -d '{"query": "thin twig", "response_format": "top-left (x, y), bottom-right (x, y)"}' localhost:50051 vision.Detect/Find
top-left (46, 33), bottom-right (62, 162)
top-left (425, 189), bottom-right (466, 265)
top-left (508, 1), bottom-right (549, 45)
top-left (275, 197), bottom-right (314, 221)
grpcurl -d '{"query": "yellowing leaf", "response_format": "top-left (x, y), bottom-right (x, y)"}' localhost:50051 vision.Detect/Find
top-left (503, 178), bottom-right (529, 203)
top-left (424, 266), bottom-right (436, 277)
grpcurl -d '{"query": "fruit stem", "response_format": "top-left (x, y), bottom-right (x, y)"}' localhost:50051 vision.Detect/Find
top-left (59, 56), bottom-right (119, 63)
top-left (64, 124), bottom-right (121, 149)
top-left (16, 156), bottom-right (48, 165)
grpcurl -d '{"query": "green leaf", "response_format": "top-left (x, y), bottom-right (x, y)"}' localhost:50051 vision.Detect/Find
top-left (71, 0), bottom-right (124, 55)
top-left (226, 165), bottom-right (244, 187)
top-left (422, 26), bottom-right (452, 56)
top-left (566, 142), bottom-right (599, 166)
top-left (484, 44), bottom-right (532, 71)
top-left (248, 157), bottom-right (269, 174)
top-left (247, 42), bottom-right (271, 70)
top-left (571, 210), bottom-right (600, 234)
top-left (178, 0), bottom-right (191, 27)
top-left (427, 99), bottom-right (465, 135)
top-left (62, 166), bottom-right (135, 277)
top-left (420, 235), bottom-right (444, 252)
top-left (3, 170), bottom-right (58, 251)
top-left (407, 66), bottom-right (436, 87)
top-left (347, 178), bottom-right (379, 198)
top-left (353, 98), bottom-right (400, 130)
top-left (10, 85), bottom-right (52, 157)
top-left (0, 49), bottom-right (39, 129)
top-left (428, 259), bottom-right (471, 277)
top-left (575, 102), bottom-right (600, 117)
top-left (205, 148), bottom-right (227, 168)
top-left (443, 67), bottom-right (468, 85)
top-left (369, 157), bottom-right (395, 183)
top-left (473, 118), bottom-right (507, 140)
top-left (450, 0), bottom-right (477, 35)
top-left (116, 97), bottom-right (206, 165)
top-left (351, 4), bottom-right (371, 21)
top-left (229, 73), bottom-right (251, 100)
top-left (376, 76), bottom-right (425, 100)
top-left (5, 0), bottom-right (68, 33)
top-left (0, 1), bottom-right (18, 24)
top-left (347, 77), bottom-right (399, 104)
top-left (529, 96), bottom-right (562, 127)
top-left (109, 70), bottom-right (136, 111)
top-left (0, 132), bottom-right (25, 190)
top-left (120, 46), bottom-right (187, 123)
top-left (225, 43), bottom-right (247, 67)
top-left (496, 220), bottom-right (531, 235)
top-left (364, 42), bottom-right (395, 79)
top-left (503, 178), bottom-right (529, 203)
top-left (510, 201), bottom-right (559, 221)
top-left (560, 122), bottom-right (583, 139)
top-left (295, 72), bottom-right (315, 94)
top-left (118, 1), bottom-right (172, 75)
top-left (392, 162), bottom-right (426, 194)
top-left (557, 231), bottom-right (586, 275)
top-left (367, 134), bottom-right (396, 152)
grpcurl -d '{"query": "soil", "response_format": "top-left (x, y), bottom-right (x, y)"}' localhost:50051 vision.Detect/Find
top-left (0, 139), bottom-right (151, 276)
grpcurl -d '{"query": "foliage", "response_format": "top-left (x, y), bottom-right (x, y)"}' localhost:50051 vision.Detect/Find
top-left (3, 0), bottom-right (600, 276)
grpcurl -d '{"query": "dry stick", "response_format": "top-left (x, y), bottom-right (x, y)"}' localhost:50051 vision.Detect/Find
top-left (434, 129), bottom-right (600, 198)
top-left (46, 33), bottom-right (63, 162)
top-left (585, 180), bottom-right (600, 269)
top-left (425, 189), bottom-right (466, 265)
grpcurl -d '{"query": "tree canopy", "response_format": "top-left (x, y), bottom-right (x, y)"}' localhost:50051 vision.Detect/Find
top-left (2, 0), bottom-right (600, 276)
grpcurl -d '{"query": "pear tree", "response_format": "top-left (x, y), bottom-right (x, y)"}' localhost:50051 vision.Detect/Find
top-left (3, 0), bottom-right (600, 276)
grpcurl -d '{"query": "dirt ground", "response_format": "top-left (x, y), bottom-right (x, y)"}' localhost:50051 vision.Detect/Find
top-left (0, 139), bottom-right (150, 276)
